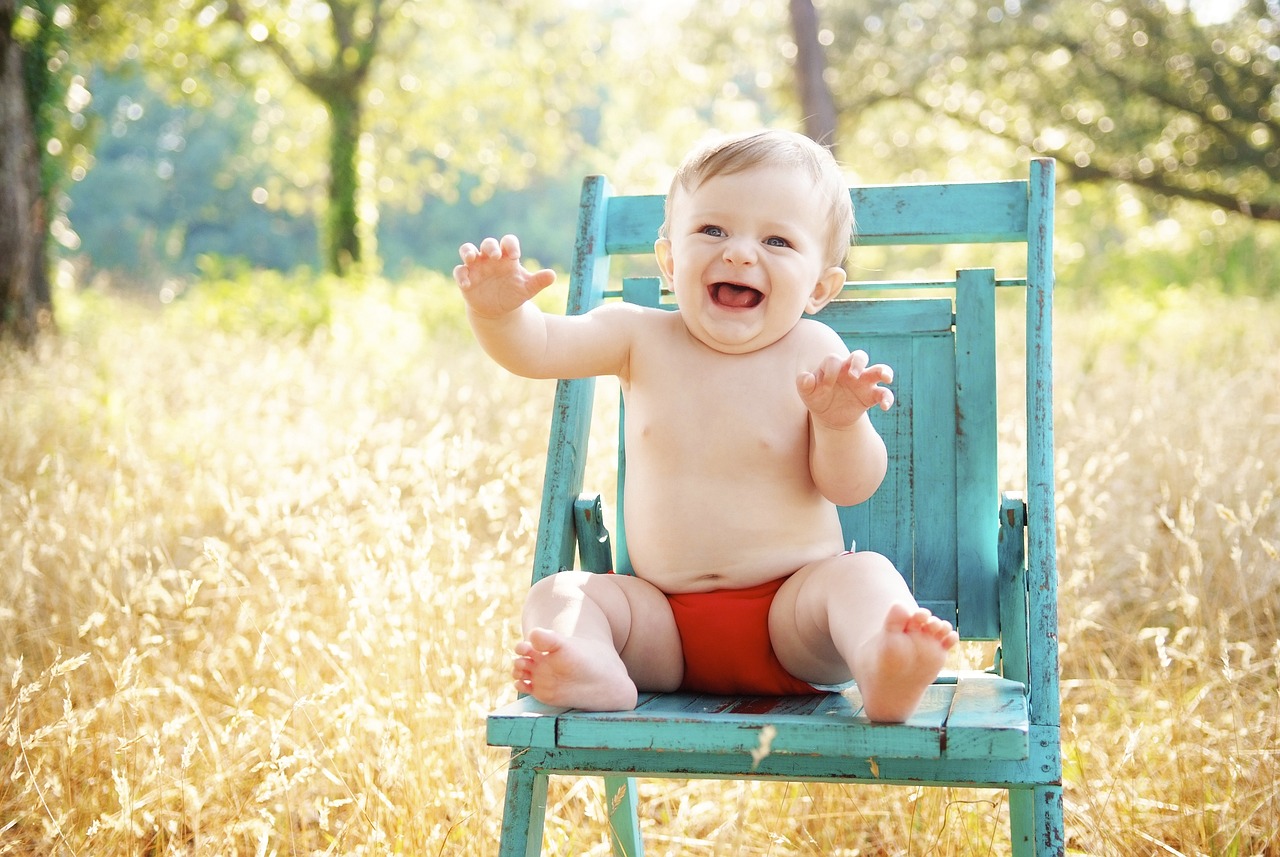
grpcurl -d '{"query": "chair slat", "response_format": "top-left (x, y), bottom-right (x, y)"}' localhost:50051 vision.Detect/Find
top-left (489, 698), bottom-right (571, 749)
top-left (602, 180), bottom-right (1032, 254)
top-left (955, 269), bottom-right (1001, 638)
top-left (907, 334), bottom-right (961, 624)
top-left (849, 180), bottom-right (1030, 245)
top-left (553, 689), bottom-right (948, 761)
top-left (814, 297), bottom-right (954, 335)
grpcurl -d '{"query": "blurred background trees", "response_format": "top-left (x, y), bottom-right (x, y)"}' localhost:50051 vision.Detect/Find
top-left (3, 0), bottom-right (1278, 339)
top-left (2, 0), bottom-right (55, 344)
top-left (815, 0), bottom-right (1278, 220)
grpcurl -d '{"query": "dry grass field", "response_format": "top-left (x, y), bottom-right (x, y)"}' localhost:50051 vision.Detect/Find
top-left (2, 280), bottom-right (1278, 855)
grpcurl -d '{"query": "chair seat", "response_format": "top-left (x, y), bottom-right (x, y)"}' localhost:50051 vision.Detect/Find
top-left (488, 673), bottom-right (1028, 764)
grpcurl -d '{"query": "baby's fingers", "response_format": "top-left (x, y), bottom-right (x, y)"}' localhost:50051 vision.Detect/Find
top-left (796, 370), bottom-right (818, 396)
top-left (454, 236), bottom-right (524, 290)
top-left (861, 361), bottom-right (894, 386)
top-left (872, 362), bottom-right (893, 383)
top-left (499, 234), bottom-right (524, 259)
top-left (857, 362), bottom-right (895, 411)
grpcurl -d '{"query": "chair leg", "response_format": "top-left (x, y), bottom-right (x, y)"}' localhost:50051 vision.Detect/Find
top-left (500, 754), bottom-right (549, 857)
top-left (1009, 786), bottom-right (1064, 857)
top-left (604, 776), bottom-right (643, 857)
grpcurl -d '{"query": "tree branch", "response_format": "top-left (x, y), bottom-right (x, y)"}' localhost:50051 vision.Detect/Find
top-left (1060, 35), bottom-right (1261, 161)
top-left (223, 0), bottom-right (313, 87)
top-left (1070, 156), bottom-right (1280, 221)
top-left (895, 91), bottom-right (1280, 223)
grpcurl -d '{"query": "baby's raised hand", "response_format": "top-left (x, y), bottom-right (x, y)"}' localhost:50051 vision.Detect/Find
top-left (797, 350), bottom-right (895, 429)
top-left (454, 234), bottom-right (557, 319)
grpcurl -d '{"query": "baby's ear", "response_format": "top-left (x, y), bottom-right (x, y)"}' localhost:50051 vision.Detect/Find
top-left (655, 238), bottom-right (674, 282)
top-left (806, 266), bottom-right (847, 313)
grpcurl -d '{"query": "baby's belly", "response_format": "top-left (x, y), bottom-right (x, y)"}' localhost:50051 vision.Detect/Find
top-left (622, 497), bottom-right (847, 593)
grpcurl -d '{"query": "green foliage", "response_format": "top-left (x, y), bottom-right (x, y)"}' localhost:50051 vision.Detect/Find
top-left (39, 0), bottom-right (1280, 308)
top-left (378, 172), bottom-right (584, 276)
top-left (1076, 226), bottom-right (1280, 297)
top-left (683, 0), bottom-right (1279, 220)
top-left (174, 260), bottom-right (336, 338)
top-left (60, 69), bottom-right (591, 283)
top-left (816, 0), bottom-right (1279, 221)
top-left (112, 0), bottom-right (624, 276)
top-left (65, 69), bottom-right (319, 279)
top-left (17, 0), bottom-right (74, 200)
top-left (1057, 183), bottom-right (1280, 297)
top-left (168, 258), bottom-right (471, 340)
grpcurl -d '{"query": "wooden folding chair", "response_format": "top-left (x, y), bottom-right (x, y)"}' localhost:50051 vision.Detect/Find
top-left (487, 159), bottom-right (1062, 855)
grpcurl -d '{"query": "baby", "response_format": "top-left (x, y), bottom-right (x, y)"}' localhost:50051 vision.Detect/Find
top-left (453, 130), bottom-right (957, 722)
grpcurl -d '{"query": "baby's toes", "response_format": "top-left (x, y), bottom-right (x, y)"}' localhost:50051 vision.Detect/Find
top-left (926, 619), bottom-right (959, 648)
top-left (882, 602), bottom-right (914, 633)
top-left (902, 608), bottom-right (935, 634)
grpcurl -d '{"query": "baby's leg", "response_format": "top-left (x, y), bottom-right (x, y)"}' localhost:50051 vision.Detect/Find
top-left (770, 552), bottom-right (958, 723)
top-left (515, 571), bottom-right (683, 711)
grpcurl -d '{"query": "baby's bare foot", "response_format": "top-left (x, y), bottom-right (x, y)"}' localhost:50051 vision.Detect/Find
top-left (854, 604), bottom-right (958, 723)
top-left (513, 628), bottom-right (638, 711)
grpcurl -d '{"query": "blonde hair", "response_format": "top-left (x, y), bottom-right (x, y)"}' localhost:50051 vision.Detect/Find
top-left (661, 130), bottom-right (855, 268)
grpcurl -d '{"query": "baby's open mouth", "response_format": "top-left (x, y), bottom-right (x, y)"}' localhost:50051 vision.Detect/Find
top-left (710, 282), bottom-right (764, 309)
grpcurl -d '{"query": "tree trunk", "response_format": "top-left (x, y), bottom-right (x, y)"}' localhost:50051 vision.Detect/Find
top-left (788, 0), bottom-right (839, 155)
top-left (0, 0), bottom-right (44, 344)
top-left (324, 93), bottom-right (362, 276)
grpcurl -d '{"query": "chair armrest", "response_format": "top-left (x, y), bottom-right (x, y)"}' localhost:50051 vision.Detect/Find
top-left (574, 493), bottom-right (613, 573)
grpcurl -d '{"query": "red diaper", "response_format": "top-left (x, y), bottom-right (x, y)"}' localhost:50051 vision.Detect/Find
top-left (668, 577), bottom-right (822, 696)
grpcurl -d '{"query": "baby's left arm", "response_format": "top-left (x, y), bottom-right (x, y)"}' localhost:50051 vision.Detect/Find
top-left (797, 350), bottom-right (894, 507)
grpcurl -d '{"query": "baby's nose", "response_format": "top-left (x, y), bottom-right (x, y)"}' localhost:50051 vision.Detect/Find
top-left (722, 237), bottom-right (758, 264)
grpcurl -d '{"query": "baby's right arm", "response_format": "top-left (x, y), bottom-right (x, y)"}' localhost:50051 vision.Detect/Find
top-left (453, 234), bottom-right (637, 381)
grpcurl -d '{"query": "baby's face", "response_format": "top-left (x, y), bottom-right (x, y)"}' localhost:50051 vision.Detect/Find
top-left (656, 164), bottom-right (845, 355)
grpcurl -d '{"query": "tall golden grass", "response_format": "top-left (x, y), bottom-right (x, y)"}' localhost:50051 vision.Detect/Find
top-left (2, 281), bottom-right (1277, 855)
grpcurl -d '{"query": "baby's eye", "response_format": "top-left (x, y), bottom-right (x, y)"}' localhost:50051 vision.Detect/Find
top-left (698, 225), bottom-right (726, 237)
top-left (764, 236), bottom-right (792, 248)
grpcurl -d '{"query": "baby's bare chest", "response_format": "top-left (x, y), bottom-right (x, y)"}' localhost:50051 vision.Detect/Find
top-left (626, 352), bottom-right (809, 460)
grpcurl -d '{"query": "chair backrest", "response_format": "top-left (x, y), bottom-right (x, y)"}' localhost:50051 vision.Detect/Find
top-left (532, 162), bottom-right (1056, 645)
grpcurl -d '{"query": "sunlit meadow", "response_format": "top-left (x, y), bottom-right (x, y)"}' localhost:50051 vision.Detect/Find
top-left (2, 272), bottom-right (1278, 855)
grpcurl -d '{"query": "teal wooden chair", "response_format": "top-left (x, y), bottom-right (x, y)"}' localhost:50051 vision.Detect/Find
top-left (487, 159), bottom-right (1062, 855)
